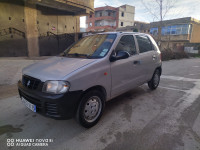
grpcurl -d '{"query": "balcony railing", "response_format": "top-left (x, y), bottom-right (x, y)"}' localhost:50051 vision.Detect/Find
top-left (0, 27), bottom-right (25, 38)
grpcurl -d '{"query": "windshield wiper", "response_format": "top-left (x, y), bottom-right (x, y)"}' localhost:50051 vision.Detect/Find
top-left (66, 53), bottom-right (91, 58)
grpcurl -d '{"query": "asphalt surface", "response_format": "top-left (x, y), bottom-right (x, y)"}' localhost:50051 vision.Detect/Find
top-left (0, 58), bottom-right (200, 150)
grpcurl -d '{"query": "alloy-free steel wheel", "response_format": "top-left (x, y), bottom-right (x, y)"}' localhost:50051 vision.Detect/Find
top-left (76, 90), bottom-right (105, 128)
top-left (148, 69), bottom-right (160, 90)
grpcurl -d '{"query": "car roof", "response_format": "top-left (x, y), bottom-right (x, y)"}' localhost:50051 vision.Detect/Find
top-left (97, 32), bottom-right (148, 36)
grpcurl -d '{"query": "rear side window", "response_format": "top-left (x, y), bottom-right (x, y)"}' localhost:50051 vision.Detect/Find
top-left (115, 35), bottom-right (136, 55)
top-left (136, 35), bottom-right (153, 53)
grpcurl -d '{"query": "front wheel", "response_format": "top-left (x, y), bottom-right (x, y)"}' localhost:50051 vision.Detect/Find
top-left (148, 69), bottom-right (160, 90)
top-left (76, 90), bottom-right (105, 128)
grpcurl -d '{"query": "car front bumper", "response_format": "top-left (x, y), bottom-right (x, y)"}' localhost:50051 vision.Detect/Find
top-left (18, 80), bottom-right (83, 119)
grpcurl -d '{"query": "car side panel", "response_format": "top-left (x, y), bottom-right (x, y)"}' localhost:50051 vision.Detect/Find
top-left (134, 34), bottom-right (161, 82)
top-left (64, 59), bottom-right (112, 101)
top-left (110, 34), bottom-right (147, 99)
top-left (139, 51), bottom-right (157, 81)
top-left (147, 35), bottom-right (162, 80)
top-left (110, 55), bottom-right (146, 98)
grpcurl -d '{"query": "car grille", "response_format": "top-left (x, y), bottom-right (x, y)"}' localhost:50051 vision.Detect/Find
top-left (22, 75), bottom-right (41, 90)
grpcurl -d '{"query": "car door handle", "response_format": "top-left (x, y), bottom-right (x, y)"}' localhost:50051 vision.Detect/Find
top-left (133, 60), bottom-right (140, 65)
top-left (152, 55), bottom-right (156, 60)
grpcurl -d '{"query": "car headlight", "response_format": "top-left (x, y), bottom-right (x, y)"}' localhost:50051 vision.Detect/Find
top-left (43, 81), bottom-right (70, 94)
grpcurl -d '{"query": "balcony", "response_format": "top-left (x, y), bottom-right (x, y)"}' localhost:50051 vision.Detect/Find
top-left (95, 16), bottom-right (116, 21)
top-left (35, 0), bottom-right (94, 15)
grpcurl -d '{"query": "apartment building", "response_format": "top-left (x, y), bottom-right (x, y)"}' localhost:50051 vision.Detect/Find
top-left (150, 17), bottom-right (200, 51)
top-left (116, 21), bottom-right (150, 33)
top-left (86, 5), bottom-right (135, 32)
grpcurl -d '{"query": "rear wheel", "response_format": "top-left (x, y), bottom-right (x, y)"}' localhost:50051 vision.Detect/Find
top-left (76, 90), bottom-right (105, 128)
top-left (148, 69), bottom-right (160, 90)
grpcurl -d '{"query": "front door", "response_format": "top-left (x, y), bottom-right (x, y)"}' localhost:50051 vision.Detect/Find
top-left (110, 35), bottom-right (145, 98)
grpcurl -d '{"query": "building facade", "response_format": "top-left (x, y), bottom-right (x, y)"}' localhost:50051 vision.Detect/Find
top-left (150, 17), bottom-right (200, 51)
top-left (86, 5), bottom-right (135, 32)
top-left (116, 21), bottom-right (150, 33)
top-left (0, 0), bottom-right (94, 57)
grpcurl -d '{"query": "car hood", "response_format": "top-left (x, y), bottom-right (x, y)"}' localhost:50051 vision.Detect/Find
top-left (23, 56), bottom-right (97, 81)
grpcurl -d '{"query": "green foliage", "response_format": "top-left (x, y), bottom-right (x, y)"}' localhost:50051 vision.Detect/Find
top-left (133, 28), bottom-right (138, 32)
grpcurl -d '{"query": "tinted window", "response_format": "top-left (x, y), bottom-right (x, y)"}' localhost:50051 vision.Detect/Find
top-left (136, 35), bottom-right (153, 53)
top-left (115, 35), bottom-right (136, 55)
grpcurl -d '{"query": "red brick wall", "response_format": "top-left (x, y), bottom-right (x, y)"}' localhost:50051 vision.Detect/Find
top-left (86, 6), bottom-right (118, 32)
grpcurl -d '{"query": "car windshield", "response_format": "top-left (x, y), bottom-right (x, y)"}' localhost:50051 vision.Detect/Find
top-left (63, 34), bottom-right (117, 58)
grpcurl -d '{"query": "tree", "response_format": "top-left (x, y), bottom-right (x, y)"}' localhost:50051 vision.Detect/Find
top-left (141, 0), bottom-right (176, 49)
top-left (133, 28), bottom-right (138, 32)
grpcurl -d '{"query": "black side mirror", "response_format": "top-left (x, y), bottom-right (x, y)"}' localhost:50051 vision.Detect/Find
top-left (110, 51), bottom-right (129, 62)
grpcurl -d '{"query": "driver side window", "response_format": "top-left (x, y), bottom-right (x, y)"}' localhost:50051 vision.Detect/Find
top-left (115, 35), bottom-right (136, 55)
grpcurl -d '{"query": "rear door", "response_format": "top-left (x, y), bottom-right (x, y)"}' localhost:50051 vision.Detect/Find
top-left (135, 34), bottom-right (157, 81)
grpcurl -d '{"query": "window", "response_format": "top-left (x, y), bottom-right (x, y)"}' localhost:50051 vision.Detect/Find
top-left (170, 26), bottom-right (176, 35)
top-left (65, 34), bottom-right (117, 58)
top-left (94, 12), bottom-right (98, 17)
top-left (160, 24), bottom-right (190, 35)
top-left (108, 12), bottom-right (111, 16)
top-left (89, 23), bottom-right (92, 27)
top-left (95, 21), bottom-right (103, 27)
top-left (136, 35), bottom-right (153, 53)
top-left (150, 27), bottom-right (158, 35)
top-left (181, 24), bottom-right (189, 34)
top-left (89, 14), bottom-right (92, 18)
top-left (121, 12), bottom-right (124, 17)
top-left (161, 27), bottom-right (167, 35)
top-left (100, 12), bottom-right (102, 17)
top-left (115, 35), bottom-right (136, 55)
top-left (121, 22), bottom-right (123, 26)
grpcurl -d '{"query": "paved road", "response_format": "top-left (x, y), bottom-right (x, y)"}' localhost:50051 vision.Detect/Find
top-left (0, 58), bottom-right (200, 150)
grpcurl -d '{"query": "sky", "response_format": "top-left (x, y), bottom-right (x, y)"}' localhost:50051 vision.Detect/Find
top-left (80, 0), bottom-right (200, 28)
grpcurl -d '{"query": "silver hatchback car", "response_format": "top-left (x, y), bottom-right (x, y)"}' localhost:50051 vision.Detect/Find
top-left (18, 32), bottom-right (162, 128)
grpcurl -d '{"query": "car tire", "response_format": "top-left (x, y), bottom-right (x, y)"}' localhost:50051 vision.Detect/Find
top-left (148, 69), bottom-right (160, 90)
top-left (76, 90), bottom-right (105, 128)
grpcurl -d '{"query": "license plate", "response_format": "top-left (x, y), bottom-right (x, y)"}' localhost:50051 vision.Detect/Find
top-left (21, 97), bottom-right (36, 112)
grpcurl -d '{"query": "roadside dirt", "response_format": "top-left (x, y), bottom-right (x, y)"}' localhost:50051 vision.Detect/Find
top-left (0, 84), bottom-right (18, 100)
